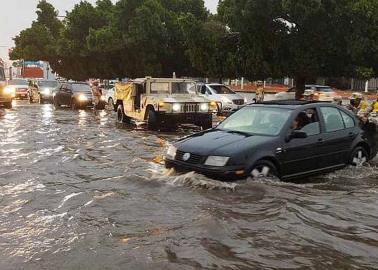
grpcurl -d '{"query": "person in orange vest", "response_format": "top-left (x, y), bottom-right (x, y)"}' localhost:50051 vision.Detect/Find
top-left (255, 81), bottom-right (265, 102)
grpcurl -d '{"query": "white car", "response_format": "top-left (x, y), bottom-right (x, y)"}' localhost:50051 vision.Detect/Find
top-left (274, 85), bottom-right (340, 102)
top-left (274, 87), bottom-right (296, 100)
top-left (196, 83), bottom-right (246, 114)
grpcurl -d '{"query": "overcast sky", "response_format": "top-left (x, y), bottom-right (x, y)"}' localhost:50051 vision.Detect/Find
top-left (0, 0), bottom-right (218, 63)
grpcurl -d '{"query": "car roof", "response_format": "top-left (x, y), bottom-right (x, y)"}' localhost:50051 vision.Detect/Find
top-left (306, 85), bottom-right (332, 88)
top-left (249, 100), bottom-right (334, 109)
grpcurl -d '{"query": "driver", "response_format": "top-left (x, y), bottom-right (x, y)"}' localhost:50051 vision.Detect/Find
top-left (292, 112), bottom-right (310, 130)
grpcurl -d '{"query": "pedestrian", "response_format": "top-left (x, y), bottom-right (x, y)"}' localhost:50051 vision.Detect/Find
top-left (255, 81), bottom-right (264, 103)
top-left (372, 96), bottom-right (378, 113)
top-left (358, 95), bottom-right (370, 115)
top-left (92, 81), bottom-right (102, 110)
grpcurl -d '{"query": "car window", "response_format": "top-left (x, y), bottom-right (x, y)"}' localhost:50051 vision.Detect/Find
top-left (218, 106), bottom-right (292, 136)
top-left (72, 84), bottom-right (91, 92)
top-left (8, 79), bottom-right (28, 85)
top-left (292, 108), bottom-right (321, 136)
top-left (340, 110), bottom-right (355, 128)
top-left (200, 85), bottom-right (207, 95)
top-left (208, 85), bottom-right (235, 94)
top-left (320, 107), bottom-right (345, 132)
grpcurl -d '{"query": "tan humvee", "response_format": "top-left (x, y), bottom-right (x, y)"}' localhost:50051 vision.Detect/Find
top-left (114, 77), bottom-right (216, 130)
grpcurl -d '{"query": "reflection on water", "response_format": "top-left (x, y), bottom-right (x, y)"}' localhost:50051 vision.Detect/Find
top-left (1, 101), bottom-right (378, 269)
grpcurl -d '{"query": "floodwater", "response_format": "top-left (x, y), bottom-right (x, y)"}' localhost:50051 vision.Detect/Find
top-left (1, 101), bottom-right (378, 270)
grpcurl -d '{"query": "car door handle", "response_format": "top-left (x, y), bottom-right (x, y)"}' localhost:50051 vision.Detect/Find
top-left (317, 138), bottom-right (324, 144)
top-left (349, 132), bottom-right (355, 138)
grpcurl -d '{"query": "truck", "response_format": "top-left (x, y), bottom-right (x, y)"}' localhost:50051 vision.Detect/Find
top-left (114, 77), bottom-right (216, 130)
top-left (0, 63), bottom-right (14, 108)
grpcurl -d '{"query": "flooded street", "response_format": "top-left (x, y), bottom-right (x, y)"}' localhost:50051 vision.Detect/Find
top-left (1, 101), bottom-right (378, 270)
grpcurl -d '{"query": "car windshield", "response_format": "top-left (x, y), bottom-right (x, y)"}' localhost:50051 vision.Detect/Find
top-left (172, 82), bottom-right (195, 94)
top-left (218, 106), bottom-right (292, 136)
top-left (209, 85), bottom-right (235, 94)
top-left (0, 67), bottom-right (5, 81)
top-left (8, 79), bottom-right (28, 86)
top-left (38, 81), bottom-right (58, 88)
top-left (317, 87), bottom-right (333, 92)
top-left (72, 84), bottom-right (92, 93)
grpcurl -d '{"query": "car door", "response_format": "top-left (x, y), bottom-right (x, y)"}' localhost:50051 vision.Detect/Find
top-left (317, 106), bottom-right (355, 167)
top-left (280, 108), bottom-right (323, 178)
top-left (63, 84), bottom-right (73, 105)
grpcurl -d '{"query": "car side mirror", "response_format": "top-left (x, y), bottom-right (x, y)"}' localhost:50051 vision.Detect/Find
top-left (287, 130), bottom-right (307, 141)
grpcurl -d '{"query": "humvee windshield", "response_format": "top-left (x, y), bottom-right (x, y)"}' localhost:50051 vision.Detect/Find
top-left (0, 67), bottom-right (5, 81)
top-left (172, 82), bottom-right (195, 94)
top-left (150, 81), bottom-right (195, 94)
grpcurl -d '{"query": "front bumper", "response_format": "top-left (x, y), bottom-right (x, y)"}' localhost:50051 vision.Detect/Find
top-left (157, 112), bottom-right (211, 124)
top-left (16, 92), bottom-right (28, 99)
top-left (165, 158), bottom-right (245, 180)
top-left (0, 96), bottom-right (12, 104)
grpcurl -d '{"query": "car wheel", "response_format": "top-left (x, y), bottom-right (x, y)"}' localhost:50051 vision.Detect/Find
top-left (4, 102), bottom-right (12, 109)
top-left (147, 109), bottom-right (158, 130)
top-left (71, 99), bottom-right (78, 110)
top-left (350, 146), bottom-right (368, 166)
top-left (108, 98), bottom-right (114, 111)
top-left (117, 104), bottom-right (129, 123)
top-left (250, 160), bottom-right (278, 179)
top-left (53, 98), bottom-right (60, 109)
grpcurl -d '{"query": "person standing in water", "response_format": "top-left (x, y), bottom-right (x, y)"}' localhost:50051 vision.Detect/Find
top-left (255, 81), bottom-right (265, 103)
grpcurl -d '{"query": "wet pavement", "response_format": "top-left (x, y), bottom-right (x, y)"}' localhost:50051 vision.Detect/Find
top-left (1, 101), bottom-right (378, 270)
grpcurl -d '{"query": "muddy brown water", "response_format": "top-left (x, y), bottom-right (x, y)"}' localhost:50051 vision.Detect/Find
top-left (1, 101), bottom-right (378, 270)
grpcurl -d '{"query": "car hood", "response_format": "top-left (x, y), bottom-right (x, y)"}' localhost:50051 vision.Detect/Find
top-left (219, 93), bottom-right (244, 100)
top-left (176, 129), bottom-right (276, 156)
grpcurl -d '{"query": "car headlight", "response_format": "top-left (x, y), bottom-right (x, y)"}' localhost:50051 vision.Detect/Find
top-left (78, 94), bottom-right (88, 101)
top-left (204, 156), bottom-right (230, 167)
top-left (166, 145), bottom-right (177, 159)
top-left (172, 103), bottom-right (181, 112)
top-left (244, 97), bottom-right (248, 103)
top-left (42, 88), bottom-right (51, 95)
top-left (100, 95), bottom-right (106, 101)
top-left (4, 86), bottom-right (16, 96)
top-left (200, 103), bottom-right (209, 112)
top-left (221, 96), bottom-right (232, 104)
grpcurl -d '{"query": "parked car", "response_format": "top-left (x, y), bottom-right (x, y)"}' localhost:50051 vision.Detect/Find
top-left (7, 79), bottom-right (29, 100)
top-left (29, 80), bottom-right (59, 104)
top-left (53, 82), bottom-right (105, 110)
top-left (0, 66), bottom-right (14, 108)
top-left (165, 101), bottom-right (377, 181)
top-left (196, 83), bottom-right (246, 114)
top-left (274, 87), bottom-right (297, 100)
top-left (114, 77), bottom-right (216, 130)
top-left (275, 85), bottom-right (340, 102)
top-left (305, 85), bottom-right (340, 102)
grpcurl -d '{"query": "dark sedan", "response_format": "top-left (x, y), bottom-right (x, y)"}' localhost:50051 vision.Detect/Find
top-left (165, 101), bottom-right (377, 181)
top-left (53, 82), bottom-right (96, 109)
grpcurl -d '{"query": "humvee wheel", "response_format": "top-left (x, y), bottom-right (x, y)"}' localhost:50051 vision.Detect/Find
top-left (117, 104), bottom-right (129, 123)
top-left (147, 109), bottom-right (158, 130)
top-left (201, 116), bottom-right (213, 130)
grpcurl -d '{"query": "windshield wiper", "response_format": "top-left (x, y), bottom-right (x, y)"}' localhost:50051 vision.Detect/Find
top-left (225, 130), bottom-right (252, 136)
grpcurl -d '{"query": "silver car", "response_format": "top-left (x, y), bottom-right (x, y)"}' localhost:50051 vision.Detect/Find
top-left (196, 83), bottom-right (246, 114)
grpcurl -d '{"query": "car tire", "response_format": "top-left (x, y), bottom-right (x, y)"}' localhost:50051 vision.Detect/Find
top-left (3, 102), bottom-right (12, 109)
top-left (201, 116), bottom-right (213, 130)
top-left (108, 98), bottom-right (114, 111)
top-left (349, 146), bottom-right (369, 166)
top-left (117, 104), bottom-right (129, 123)
top-left (250, 160), bottom-right (278, 179)
top-left (71, 99), bottom-right (78, 110)
top-left (147, 109), bottom-right (158, 130)
top-left (53, 98), bottom-right (60, 109)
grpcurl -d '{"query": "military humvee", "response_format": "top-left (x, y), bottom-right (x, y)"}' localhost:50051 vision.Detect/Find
top-left (114, 77), bottom-right (216, 130)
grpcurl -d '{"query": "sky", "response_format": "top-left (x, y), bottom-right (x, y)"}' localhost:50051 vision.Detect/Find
top-left (0, 0), bottom-right (218, 64)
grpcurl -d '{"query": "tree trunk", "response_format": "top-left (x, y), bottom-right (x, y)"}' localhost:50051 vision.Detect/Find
top-left (295, 75), bottom-right (306, 100)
